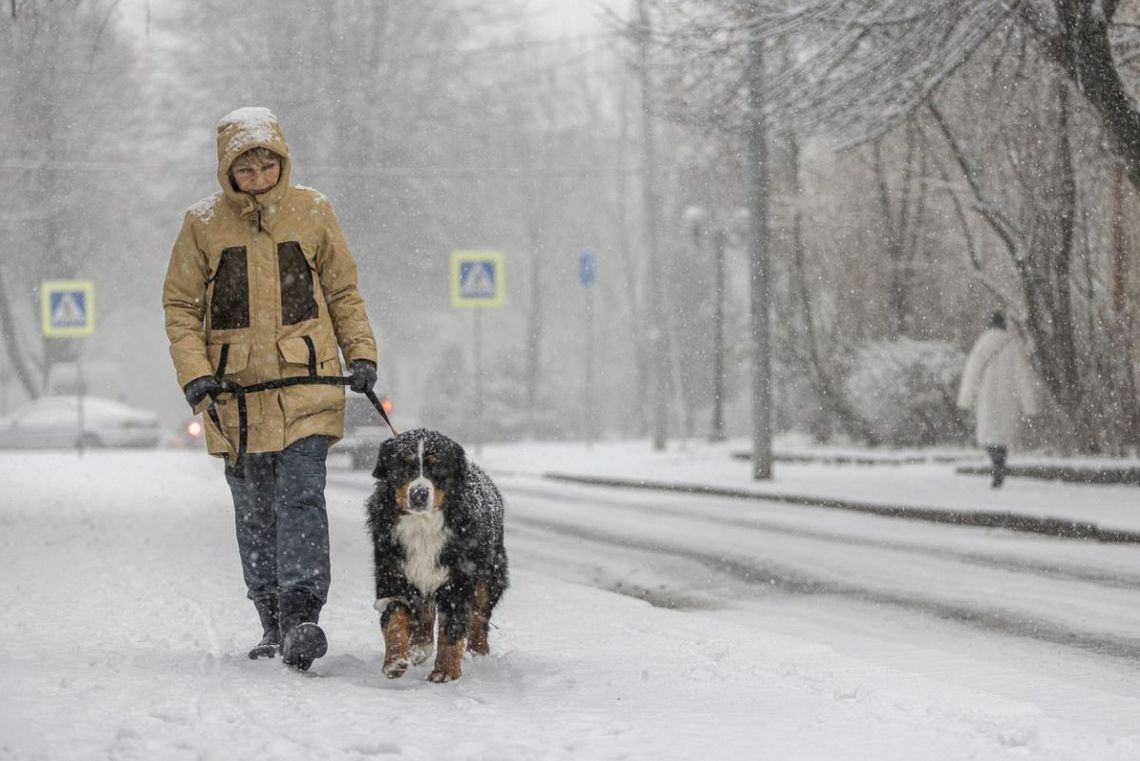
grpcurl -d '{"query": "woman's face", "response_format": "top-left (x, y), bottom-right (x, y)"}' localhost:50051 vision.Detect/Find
top-left (231, 156), bottom-right (281, 195)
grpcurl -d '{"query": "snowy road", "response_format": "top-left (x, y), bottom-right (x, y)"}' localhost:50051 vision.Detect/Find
top-left (3, 449), bottom-right (1139, 760)
top-left (479, 474), bottom-right (1140, 719)
top-left (483, 475), bottom-right (1140, 658)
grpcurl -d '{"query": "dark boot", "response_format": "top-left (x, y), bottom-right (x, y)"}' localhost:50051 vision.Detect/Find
top-left (986, 446), bottom-right (1008, 488)
top-left (279, 588), bottom-right (327, 671)
top-left (248, 597), bottom-right (280, 660)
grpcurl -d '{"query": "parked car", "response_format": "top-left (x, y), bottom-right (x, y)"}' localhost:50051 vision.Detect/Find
top-left (337, 391), bottom-right (394, 470)
top-left (0, 395), bottom-right (161, 450)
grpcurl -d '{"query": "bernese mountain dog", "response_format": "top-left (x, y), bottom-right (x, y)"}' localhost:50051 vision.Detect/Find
top-left (366, 429), bottom-right (508, 682)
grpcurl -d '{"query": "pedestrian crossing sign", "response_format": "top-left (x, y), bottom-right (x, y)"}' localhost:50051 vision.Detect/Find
top-left (42, 280), bottom-right (95, 337)
top-left (450, 251), bottom-right (504, 307)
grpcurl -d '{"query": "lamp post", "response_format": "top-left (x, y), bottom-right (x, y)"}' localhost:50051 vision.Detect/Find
top-left (637, 0), bottom-right (668, 452)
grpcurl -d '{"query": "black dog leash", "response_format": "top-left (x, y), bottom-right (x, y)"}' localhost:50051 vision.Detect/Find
top-left (207, 375), bottom-right (398, 479)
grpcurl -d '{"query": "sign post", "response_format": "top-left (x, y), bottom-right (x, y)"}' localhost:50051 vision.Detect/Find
top-left (450, 252), bottom-right (505, 458)
top-left (578, 250), bottom-right (597, 447)
top-left (0, 361), bottom-right (9, 416)
top-left (41, 280), bottom-right (95, 456)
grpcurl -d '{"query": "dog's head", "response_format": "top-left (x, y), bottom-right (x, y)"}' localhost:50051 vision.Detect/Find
top-left (372, 429), bottom-right (467, 514)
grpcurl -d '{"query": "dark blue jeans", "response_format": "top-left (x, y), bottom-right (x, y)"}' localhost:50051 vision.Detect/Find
top-left (225, 435), bottom-right (332, 606)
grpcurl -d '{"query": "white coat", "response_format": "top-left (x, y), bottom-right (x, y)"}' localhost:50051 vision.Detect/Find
top-left (957, 328), bottom-right (1038, 448)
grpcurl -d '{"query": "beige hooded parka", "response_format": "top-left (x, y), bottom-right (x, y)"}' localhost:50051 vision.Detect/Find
top-left (163, 107), bottom-right (377, 459)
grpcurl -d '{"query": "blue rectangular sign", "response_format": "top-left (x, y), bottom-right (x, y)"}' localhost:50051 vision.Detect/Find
top-left (578, 250), bottom-right (596, 287)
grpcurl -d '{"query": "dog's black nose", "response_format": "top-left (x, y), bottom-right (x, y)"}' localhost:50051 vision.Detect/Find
top-left (409, 485), bottom-right (430, 509)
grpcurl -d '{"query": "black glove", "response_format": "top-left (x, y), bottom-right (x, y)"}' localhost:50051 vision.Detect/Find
top-left (183, 375), bottom-right (222, 409)
top-left (349, 359), bottom-right (377, 394)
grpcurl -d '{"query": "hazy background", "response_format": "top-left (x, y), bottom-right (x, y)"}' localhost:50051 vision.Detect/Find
top-left (4, 0), bottom-right (1140, 455)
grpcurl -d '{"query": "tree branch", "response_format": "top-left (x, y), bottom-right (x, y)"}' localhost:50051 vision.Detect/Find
top-left (925, 101), bottom-right (1022, 252)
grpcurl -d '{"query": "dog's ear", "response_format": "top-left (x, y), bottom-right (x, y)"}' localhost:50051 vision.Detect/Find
top-left (443, 440), bottom-right (468, 493)
top-left (371, 438), bottom-right (394, 481)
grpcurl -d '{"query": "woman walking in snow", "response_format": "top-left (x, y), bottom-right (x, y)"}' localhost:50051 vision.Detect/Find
top-left (957, 310), bottom-right (1038, 488)
top-left (163, 107), bottom-right (378, 670)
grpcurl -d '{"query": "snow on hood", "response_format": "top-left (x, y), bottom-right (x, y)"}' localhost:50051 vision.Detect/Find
top-left (214, 106), bottom-right (292, 211)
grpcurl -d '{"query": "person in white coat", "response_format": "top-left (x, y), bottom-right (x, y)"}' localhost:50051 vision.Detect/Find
top-left (957, 311), bottom-right (1038, 487)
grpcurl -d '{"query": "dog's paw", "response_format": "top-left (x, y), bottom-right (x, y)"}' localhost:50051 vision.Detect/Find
top-left (427, 668), bottom-right (460, 683)
top-left (382, 658), bottom-right (410, 679)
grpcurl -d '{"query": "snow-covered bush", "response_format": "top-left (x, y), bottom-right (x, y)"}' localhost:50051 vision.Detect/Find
top-left (843, 338), bottom-right (968, 447)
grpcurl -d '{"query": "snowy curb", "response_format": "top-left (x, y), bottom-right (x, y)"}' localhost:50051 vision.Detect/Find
top-left (735, 451), bottom-right (978, 466)
top-left (542, 473), bottom-right (1140, 544)
top-left (955, 465), bottom-right (1140, 485)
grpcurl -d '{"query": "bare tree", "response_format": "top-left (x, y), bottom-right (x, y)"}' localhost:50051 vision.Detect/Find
top-left (717, 0), bottom-right (1140, 192)
top-left (0, 0), bottom-right (137, 397)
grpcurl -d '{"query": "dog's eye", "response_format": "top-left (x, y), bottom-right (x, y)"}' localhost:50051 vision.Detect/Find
top-left (425, 455), bottom-right (441, 467)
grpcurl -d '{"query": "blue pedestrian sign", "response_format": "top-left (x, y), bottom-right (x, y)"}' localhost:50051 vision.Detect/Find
top-left (42, 280), bottom-right (95, 337)
top-left (451, 251), bottom-right (505, 307)
top-left (578, 249), bottom-right (597, 287)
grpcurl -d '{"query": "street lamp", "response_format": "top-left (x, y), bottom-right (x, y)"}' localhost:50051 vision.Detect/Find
top-left (684, 205), bottom-right (727, 443)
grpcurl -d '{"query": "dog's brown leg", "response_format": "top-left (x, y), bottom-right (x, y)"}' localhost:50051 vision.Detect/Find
top-left (382, 605), bottom-right (412, 679)
top-left (410, 604), bottom-right (436, 665)
top-left (428, 613), bottom-right (465, 683)
top-left (467, 582), bottom-right (491, 656)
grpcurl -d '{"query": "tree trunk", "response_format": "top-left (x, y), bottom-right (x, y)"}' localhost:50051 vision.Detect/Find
top-left (1030, 0), bottom-right (1140, 192)
top-left (0, 272), bottom-right (39, 399)
top-left (746, 31), bottom-right (773, 479)
top-left (616, 73), bottom-right (649, 437)
top-left (1021, 78), bottom-right (1088, 444)
top-left (637, 0), bottom-right (670, 451)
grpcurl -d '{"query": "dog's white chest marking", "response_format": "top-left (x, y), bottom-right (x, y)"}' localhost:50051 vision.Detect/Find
top-left (394, 509), bottom-right (452, 595)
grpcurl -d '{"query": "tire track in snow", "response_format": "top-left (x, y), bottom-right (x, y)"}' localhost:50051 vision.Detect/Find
top-left (500, 481), bottom-right (1140, 591)
top-left (507, 512), bottom-right (1140, 663)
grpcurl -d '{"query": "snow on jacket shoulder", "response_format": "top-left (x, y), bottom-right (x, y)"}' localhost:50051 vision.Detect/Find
top-left (162, 107), bottom-right (377, 458)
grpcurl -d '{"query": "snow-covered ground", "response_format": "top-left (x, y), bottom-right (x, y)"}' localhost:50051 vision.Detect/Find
top-left (2, 441), bottom-right (1138, 760)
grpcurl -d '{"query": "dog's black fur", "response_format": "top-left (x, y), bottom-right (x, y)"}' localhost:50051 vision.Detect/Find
top-left (365, 428), bottom-right (508, 680)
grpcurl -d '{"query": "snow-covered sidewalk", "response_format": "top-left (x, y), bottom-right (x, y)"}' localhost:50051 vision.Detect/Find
top-left (476, 437), bottom-right (1140, 536)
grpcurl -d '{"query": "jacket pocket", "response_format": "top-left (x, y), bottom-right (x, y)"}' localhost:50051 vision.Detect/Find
top-left (209, 247), bottom-right (250, 330)
top-left (208, 342), bottom-right (250, 377)
top-left (205, 343), bottom-right (263, 427)
top-left (277, 331), bottom-right (342, 377)
top-left (278, 241), bottom-right (319, 325)
top-left (277, 332), bottom-right (344, 422)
